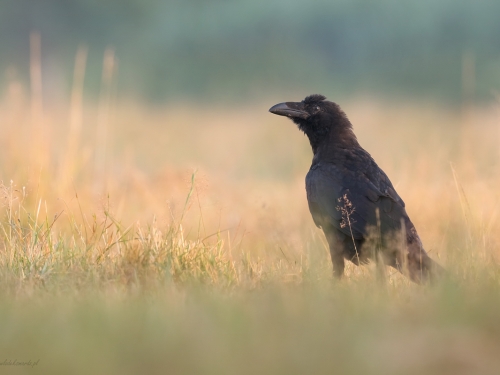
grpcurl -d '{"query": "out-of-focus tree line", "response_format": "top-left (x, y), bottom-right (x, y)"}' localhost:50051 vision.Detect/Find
top-left (1, 0), bottom-right (500, 102)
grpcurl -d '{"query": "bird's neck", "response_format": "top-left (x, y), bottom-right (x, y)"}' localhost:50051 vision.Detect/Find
top-left (301, 125), bottom-right (330, 154)
top-left (304, 121), bottom-right (360, 156)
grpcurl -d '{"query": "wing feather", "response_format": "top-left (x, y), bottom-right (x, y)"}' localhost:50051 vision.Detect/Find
top-left (306, 157), bottom-right (408, 240)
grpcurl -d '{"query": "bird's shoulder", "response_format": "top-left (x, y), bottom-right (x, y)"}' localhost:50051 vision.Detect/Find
top-left (307, 147), bottom-right (404, 206)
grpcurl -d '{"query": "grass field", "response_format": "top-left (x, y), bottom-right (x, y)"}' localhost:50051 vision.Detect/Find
top-left (1, 81), bottom-right (500, 374)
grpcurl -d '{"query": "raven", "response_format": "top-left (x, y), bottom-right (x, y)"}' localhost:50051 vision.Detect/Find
top-left (269, 94), bottom-right (443, 283)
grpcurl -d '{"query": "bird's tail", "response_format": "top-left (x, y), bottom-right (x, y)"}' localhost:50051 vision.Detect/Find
top-left (406, 244), bottom-right (445, 284)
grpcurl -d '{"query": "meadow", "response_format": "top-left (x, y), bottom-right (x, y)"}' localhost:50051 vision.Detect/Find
top-left (1, 77), bottom-right (500, 374)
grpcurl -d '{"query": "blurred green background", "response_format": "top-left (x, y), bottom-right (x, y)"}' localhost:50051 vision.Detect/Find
top-left (2, 0), bottom-right (500, 103)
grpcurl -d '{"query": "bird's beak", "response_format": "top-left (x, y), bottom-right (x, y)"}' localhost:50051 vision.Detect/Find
top-left (269, 102), bottom-right (309, 120)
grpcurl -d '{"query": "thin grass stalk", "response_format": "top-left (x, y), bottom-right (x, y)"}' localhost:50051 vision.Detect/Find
top-left (94, 48), bottom-right (116, 193)
top-left (29, 32), bottom-right (50, 170)
top-left (59, 45), bottom-right (88, 191)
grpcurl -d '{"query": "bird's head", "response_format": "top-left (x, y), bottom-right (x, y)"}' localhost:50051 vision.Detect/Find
top-left (269, 94), bottom-right (356, 153)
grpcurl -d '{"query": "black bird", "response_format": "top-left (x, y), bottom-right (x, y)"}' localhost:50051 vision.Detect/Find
top-left (269, 94), bottom-right (443, 283)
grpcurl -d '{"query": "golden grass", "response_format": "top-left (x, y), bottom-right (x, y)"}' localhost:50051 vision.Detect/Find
top-left (2, 83), bottom-right (499, 289)
top-left (1, 80), bottom-right (500, 373)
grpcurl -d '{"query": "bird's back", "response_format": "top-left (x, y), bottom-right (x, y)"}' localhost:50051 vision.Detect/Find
top-left (306, 145), bottom-right (411, 243)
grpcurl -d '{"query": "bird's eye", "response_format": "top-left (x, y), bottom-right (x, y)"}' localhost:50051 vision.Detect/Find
top-left (315, 106), bottom-right (320, 111)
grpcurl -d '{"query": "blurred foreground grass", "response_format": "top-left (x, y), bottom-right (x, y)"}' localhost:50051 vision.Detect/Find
top-left (1, 84), bottom-right (500, 373)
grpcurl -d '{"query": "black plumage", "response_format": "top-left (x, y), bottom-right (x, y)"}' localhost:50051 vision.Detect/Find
top-left (269, 94), bottom-right (443, 283)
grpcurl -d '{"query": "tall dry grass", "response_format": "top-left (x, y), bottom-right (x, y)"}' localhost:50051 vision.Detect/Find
top-left (3, 65), bottom-right (500, 373)
top-left (1, 62), bottom-right (500, 292)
